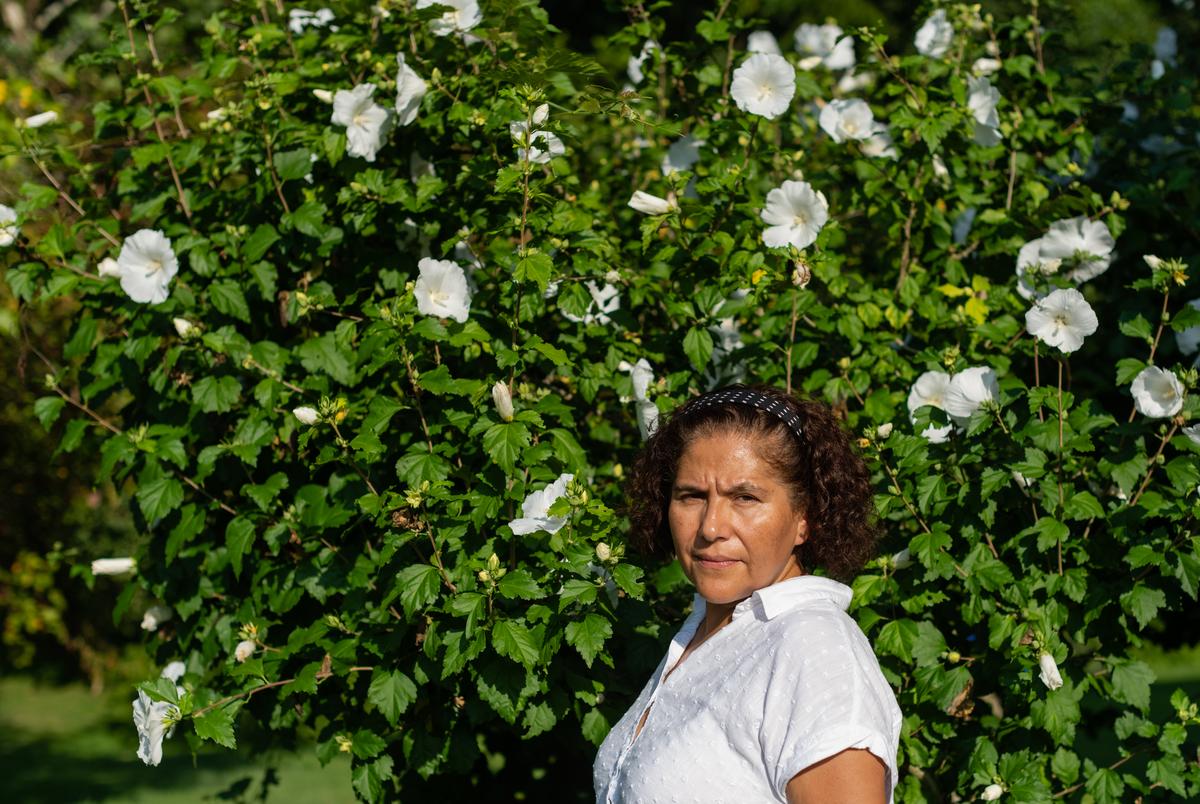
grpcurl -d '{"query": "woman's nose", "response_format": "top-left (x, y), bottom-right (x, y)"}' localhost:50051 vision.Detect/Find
top-left (699, 499), bottom-right (729, 539)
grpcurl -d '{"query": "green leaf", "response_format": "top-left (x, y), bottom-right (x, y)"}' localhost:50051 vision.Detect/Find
top-left (492, 619), bottom-right (541, 668)
top-left (1063, 491), bottom-right (1104, 520)
top-left (497, 569), bottom-right (543, 600)
top-left (565, 613), bottom-right (612, 667)
top-left (581, 708), bottom-right (609, 746)
top-left (875, 619), bottom-right (918, 663)
top-left (1031, 685), bottom-right (1080, 745)
top-left (483, 422), bottom-right (530, 474)
top-left (368, 669), bottom-right (418, 726)
top-left (33, 396), bottom-right (66, 430)
top-left (515, 252), bottom-right (553, 291)
top-left (1085, 767), bottom-right (1124, 803)
top-left (351, 729), bottom-right (388, 759)
top-left (1051, 748), bottom-right (1080, 785)
top-left (1110, 660), bottom-right (1155, 711)
top-left (243, 224), bottom-right (280, 262)
top-left (682, 326), bottom-right (714, 372)
top-left (1120, 584), bottom-right (1166, 629)
top-left (287, 200), bottom-right (327, 238)
top-left (273, 147), bottom-right (313, 181)
top-left (192, 375), bottom-right (242, 413)
top-left (137, 476), bottom-right (183, 522)
top-left (225, 516), bottom-right (256, 578)
top-left (394, 564), bottom-right (440, 617)
top-left (193, 706), bottom-right (237, 749)
top-left (209, 280), bottom-right (252, 323)
top-left (522, 701), bottom-right (556, 738)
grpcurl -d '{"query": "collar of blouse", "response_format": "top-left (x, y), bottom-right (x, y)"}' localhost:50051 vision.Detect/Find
top-left (714, 574), bottom-right (853, 622)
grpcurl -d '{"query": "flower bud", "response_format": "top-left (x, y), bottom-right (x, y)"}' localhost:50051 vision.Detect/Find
top-left (91, 557), bottom-right (136, 575)
top-left (1037, 651), bottom-right (1063, 690)
top-left (531, 103), bottom-right (549, 125)
top-left (293, 406), bottom-right (319, 425)
top-left (876, 423), bottom-right (894, 439)
top-left (234, 639), bottom-right (256, 663)
top-left (628, 190), bottom-right (676, 216)
top-left (487, 554), bottom-right (501, 573)
top-left (891, 548), bottom-right (912, 570)
top-left (313, 89), bottom-right (334, 103)
top-left (792, 262), bottom-right (812, 288)
top-left (946, 650), bottom-right (961, 663)
top-left (982, 783), bottom-right (1004, 801)
top-left (595, 542), bottom-right (612, 562)
top-left (477, 569), bottom-right (491, 583)
top-left (98, 257), bottom-right (121, 278)
top-left (20, 110), bottom-right (58, 129)
top-left (172, 318), bottom-right (195, 338)
top-left (1143, 254), bottom-right (1164, 271)
top-left (492, 381), bottom-right (514, 422)
top-left (141, 605), bottom-right (173, 632)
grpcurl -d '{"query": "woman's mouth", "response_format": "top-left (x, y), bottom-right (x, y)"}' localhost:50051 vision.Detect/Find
top-left (694, 555), bottom-right (739, 569)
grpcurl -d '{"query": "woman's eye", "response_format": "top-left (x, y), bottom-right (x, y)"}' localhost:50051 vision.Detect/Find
top-left (737, 495), bottom-right (758, 502)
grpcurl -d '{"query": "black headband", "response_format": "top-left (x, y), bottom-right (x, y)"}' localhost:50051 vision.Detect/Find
top-left (679, 388), bottom-right (804, 440)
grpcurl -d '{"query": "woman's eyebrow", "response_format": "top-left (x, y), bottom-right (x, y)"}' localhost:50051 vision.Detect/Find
top-left (671, 481), bottom-right (766, 495)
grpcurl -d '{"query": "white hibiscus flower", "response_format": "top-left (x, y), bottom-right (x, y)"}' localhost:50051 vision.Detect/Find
top-left (116, 229), bottom-right (178, 305)
top-left (132, 690), bottom-right (180, 766)
top-left (747, 30), bottom-right (782, 56)
top-left (288, 8), bottom-right (335, 34)
top-left (331, 84), bottom-right (389, 162)
top-left (562, 281), bottom-right (621, 326)
top-left (141, 605), bottom-right (173, 632)
top-left (730, 53), bottom-right (796, 119)
top-left (1152, 27), bottom-right (1177, 78)
top-left (982, 783), bottom-right (1005, 801)
top-left (968, 76), bottom-right (1002, 146)
top-left (819, 98), bottom-right (879, 143)
top-left (0, 204), bottom-right (18, 247)
top-left (943, 366), bottom-right (1000, 421)
top-left (1182, 424), bottom-right (1200, 446)
top-left (414, 258), bottom-right (471, 323)
top-left (662, 134), bottom-right (703, 174)
top-left (508, 473), bottom-right (574, 535)
top-left (794, 23), bottom-right (855, 70)
top-left (20, 110), bottom-right (58, 129)
top-left (394, 54), bottom-right (427, 127)
top-left (627, 40), bottom-right (660, 85)
top-left (1024, 288), bottom-right (1099, 354)
top-left (636, 399), bottom-right (660, 440)
top-left (510, 121), bottom-right (565, 164)
top-left (234, 639), bottom-right (256, 663)
top-left (161, 661), bottom-right (186, 683)
top-left (1015, 217), bottom-right (1115, 299)
top-left (915, 9), bottom-right (954, 58)
top-left (1131, 366), bottom-right (1185, 418)
top-left (760, 180), bottom-right (829, 250)
top-left (416, 0), bottom-right (482, 36)
top-left (907, 370), bottom-right (955, 442)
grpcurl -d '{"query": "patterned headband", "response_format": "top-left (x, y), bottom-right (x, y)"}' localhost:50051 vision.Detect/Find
top-left (680, 388), bottom-right (804, 440)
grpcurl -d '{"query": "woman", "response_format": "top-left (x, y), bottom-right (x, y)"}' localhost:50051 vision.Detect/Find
top-left (593, 386), bottom-right (901, 804)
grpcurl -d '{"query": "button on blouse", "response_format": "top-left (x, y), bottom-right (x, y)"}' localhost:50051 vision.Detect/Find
top-left (593, 575), bottom-right (902, 804)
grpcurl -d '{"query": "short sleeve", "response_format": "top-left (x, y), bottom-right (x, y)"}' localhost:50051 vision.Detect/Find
top-left (760, 609), bottom-right (900, 801)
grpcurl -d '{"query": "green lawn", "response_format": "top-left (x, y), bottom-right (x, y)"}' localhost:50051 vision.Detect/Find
top-left (0, 676), bottom-right (353, 803)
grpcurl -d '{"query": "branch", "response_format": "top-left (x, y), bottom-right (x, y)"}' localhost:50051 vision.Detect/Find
top-left (190, 665), bottom-right (373, 718)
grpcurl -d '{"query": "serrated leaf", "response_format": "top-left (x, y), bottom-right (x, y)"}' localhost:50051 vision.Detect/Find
top-left (565, 613), bottom-right (612, 667)
top-left (497, 569), bottom-right (543, 599)
top-left (682, 326), bottom-right (714, 372)
top-left (394, 564), bottom-right (440, 617)
top-left (193, 706), bottom-right (237, 749)
top-left (33, 396), bottom-right (66, 430)
top-left (368, 669), bottom-right (417, 726)
top-left (209, 280), bottom-right (251, 323)
top-left (225, 516), bottom-right (256, 578)
top-left (137, 476), bottom-right (183, 522)
top-left (192, 375), bottom-right (241, 413)
top-left (1110, 660), bottom-right (1155, 711)
top-left (492, 619), bottom-right (541, 668)
top-left (1120, 584), bottom-right (1166, 629)
top-left (483, 422), bottom-right (530, 474)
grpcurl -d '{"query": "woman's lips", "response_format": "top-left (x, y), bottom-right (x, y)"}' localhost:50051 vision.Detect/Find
top-left (694, 556), bottom-right (739, 568)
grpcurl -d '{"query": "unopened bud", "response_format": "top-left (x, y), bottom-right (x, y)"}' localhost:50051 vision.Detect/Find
top-left (98, 257), bottom-right (121, 278)
top-left (173, 318), bottom-right (195, 338)
top-left (947, 650), bottom-right (961, 663)
top-left (791, 262), bottom-right (812, 288)
top-left (492, 381), bottom-right (514, 422)
top-left (293, 406), bottom-right (319, 426)
top-left (531, 103), bottom-right (549, 125)
top-left (312, 89), bottom-right (334, 103)
top-left (595, 542), bottom-right (612, 562)
top-left (477, 569), bottom-right (491, 583)
top-left (876, 423), bottom-right (893, 439)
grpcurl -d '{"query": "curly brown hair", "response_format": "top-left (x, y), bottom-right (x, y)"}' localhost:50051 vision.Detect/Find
top-left (624, 384), bottom-right (879, 582)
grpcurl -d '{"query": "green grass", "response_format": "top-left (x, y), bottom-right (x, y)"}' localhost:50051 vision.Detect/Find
top-left (0, 675), bottom-right (354, 804)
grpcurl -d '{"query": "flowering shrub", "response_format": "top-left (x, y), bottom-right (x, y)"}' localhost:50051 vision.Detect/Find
top-left (4, 1), bottom-right (1200, 801)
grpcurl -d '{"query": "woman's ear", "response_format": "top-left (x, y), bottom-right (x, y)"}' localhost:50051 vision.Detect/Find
top-left (793, 516), bottom-right (808, 546)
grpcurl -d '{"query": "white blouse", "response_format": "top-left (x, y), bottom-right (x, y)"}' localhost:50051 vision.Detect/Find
top-left (593, 575), bottom-right (901, 804)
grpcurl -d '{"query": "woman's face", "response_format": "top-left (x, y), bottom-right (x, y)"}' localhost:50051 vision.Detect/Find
top-left (668, 429), bottom-right (807, 606)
